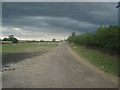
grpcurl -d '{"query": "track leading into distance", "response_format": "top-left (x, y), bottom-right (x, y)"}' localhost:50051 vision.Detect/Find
top-left (2, 42), bottom-right (118, 88)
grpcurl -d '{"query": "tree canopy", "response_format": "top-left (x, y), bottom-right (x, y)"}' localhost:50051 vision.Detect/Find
top-left (52, 39), bottom-right (56, 42)
top-left (2, 35), bottom-right (18, 43)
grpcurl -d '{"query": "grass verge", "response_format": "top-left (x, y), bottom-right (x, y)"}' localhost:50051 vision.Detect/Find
top-left (69, 43), bottom-right (118, 77)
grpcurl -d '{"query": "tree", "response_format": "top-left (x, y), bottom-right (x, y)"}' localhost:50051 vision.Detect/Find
top-left (8, 35), bottom-right (14, 39)
top-left (72, 32), bottom-right (76, 36)
top-left (2, 35), bottom-right (18, 43)
top-left (52, 39), bottom-right (56, 42)
top-left (8, 35), bottom-right (18, 43)
top-left (40, 39), bottom-right (44, 42)
top-left (2, 38), bottom-right (8, 41)
top-left (12, 38), bottom-right (18, 43)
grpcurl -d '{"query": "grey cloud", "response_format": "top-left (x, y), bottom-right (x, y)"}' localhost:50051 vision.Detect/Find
top-left (2, 2), bottom-right (118, 40)
top-left (3, 2), bottom-right (118, 25)
top-left (3, 16), bottom-right (98, 33)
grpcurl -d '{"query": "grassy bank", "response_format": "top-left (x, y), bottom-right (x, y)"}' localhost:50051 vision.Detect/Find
top-left (2, 42), bottom-right (58, 54)
top-left (69, 43), bottom-right (118, 77)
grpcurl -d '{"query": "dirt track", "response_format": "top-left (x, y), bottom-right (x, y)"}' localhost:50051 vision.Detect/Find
top-left (2, 42), bottom-right (118, 88)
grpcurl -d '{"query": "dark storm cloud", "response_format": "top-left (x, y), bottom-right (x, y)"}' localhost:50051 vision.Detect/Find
top-left (2, 2), bottom-right (118, 40)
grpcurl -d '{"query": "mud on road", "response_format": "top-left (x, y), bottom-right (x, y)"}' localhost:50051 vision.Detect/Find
top-left (2, 51), bottom-right (45, 65)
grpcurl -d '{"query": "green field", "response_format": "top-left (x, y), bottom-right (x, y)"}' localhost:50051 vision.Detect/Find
top-left (69, 43), bottom-right (118, 77)
top-left (1, 42), bottom-right (58, 54)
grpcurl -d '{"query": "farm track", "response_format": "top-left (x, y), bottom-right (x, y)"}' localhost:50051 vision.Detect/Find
top-left (2, 42), bottom-right (118, 88)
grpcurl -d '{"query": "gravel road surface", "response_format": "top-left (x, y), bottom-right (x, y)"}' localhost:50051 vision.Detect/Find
top-left (2, 42), bottom-right (118, 88)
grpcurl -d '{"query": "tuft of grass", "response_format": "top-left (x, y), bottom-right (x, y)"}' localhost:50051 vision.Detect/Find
top-left (69, 44), bottom-right (118, 77)
top-left (2, 42), bottom-right (58, 54)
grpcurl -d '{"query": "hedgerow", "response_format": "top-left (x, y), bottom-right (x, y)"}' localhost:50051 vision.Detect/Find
top-left (67, 25), bottom-right (120, 55)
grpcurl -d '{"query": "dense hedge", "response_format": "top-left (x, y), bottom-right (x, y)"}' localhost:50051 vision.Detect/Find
top-left (67, 25), bottom-right (120, 55)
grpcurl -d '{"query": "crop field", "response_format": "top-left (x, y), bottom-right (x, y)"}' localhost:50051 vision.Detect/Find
top-left (1, 42), bottom-right (58, 65)
top-left (1, 42), bottom-right (58, 55)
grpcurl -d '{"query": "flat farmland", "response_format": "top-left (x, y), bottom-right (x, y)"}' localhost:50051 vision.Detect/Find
top-left (2, 42), bottom-right (58, 54)
top-left (1, 42), bottom-right (58, 65)
top-left (2, 42), bottom-right (118, 88)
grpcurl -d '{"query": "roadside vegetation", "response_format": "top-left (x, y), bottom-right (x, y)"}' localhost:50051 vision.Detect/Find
top-left (68, 25), bottom-right (119, 55)
top-left (67, 25), bottom-right (119, 76)
top-left (69, 44), bottom-right (118, 76)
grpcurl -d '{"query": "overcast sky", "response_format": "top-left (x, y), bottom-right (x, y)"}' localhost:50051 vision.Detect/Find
top-left (2, 2), bottom-right (118, 41)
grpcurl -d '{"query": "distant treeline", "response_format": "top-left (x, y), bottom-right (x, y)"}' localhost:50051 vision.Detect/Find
top-left (2, 35), bottom-right (18, 43)
top-left (25, 40), bottom-right (60, 43)
top-left (67, 25), bottom-right (119, 55)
